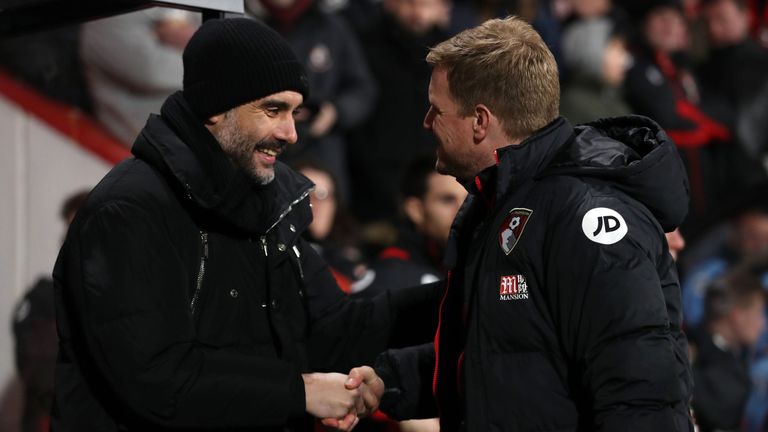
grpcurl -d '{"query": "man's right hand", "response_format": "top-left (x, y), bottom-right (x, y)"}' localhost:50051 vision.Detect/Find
top-left (344, 366), bottom-right (384, 416)
top-left (303, 372), bottom-right (361, 429)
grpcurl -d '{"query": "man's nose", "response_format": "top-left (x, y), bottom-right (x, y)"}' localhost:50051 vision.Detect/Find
top-left (276, 119), bottom-right (298, 144)
top-left (423, 106), bottom-right (435, 130)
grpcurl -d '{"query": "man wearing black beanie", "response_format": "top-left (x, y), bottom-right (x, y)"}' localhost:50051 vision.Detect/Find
top-left (50, 17), bottom-right (428, 432)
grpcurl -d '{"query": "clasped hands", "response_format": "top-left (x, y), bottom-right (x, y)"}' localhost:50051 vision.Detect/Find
top-left (303, 366), bottom-right (384, 431)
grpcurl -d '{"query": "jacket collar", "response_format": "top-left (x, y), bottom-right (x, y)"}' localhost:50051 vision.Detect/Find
top-left (467, 117), bottom-right (575, 209)
top-left (443, 118), bottom-right (573, 269)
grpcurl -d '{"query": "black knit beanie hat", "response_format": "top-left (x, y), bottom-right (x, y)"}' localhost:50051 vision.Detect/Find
top-left (182, 18), bottom-right (309, 119)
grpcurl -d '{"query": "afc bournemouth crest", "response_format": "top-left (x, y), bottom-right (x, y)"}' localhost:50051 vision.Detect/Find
top-left (499, 208), bottom-right (533, 255)
top-left (499, 274), bottom-right (529, 301)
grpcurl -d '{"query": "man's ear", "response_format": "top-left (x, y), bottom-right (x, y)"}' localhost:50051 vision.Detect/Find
top-left (403, 197), bottom-right (426, 229)
top-left (473, 104), bottom-right (493, 142)
top-left (206, 112), bottom-right (226, 126)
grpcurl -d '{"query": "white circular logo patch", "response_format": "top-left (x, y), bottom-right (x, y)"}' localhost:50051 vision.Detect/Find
top-left (581, 207), bottom-right (628, 245)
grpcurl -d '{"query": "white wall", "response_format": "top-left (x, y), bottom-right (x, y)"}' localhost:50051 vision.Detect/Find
top-left (0, 94), bottom-right (112, 388)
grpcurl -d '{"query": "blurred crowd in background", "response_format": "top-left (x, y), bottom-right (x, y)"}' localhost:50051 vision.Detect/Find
top-left (0, 0), bottom-right (768, 431)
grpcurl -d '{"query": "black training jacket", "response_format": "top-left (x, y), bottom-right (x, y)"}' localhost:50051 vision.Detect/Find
top-left (376, 116), bottom-right (695, 432)
top-left (51, 93), bottom-right (437, 431)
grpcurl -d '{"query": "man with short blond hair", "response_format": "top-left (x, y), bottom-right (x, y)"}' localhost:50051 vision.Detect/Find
top-left (425, 16), bottom-right (560, 141)
top-left (375, 16), bottom-right (694, 431)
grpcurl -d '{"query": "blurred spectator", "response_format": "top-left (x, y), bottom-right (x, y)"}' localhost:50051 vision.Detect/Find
top-left (387, 0), bottom-right (452, 32)
top-left (683, 204), bottom-right (768, 328)
top-left (667, 228), bottom-right (688, 261)
top-left (358, 157), bottom-right (467, 297)
top-left (571, 0), bottom-right (612, 18)
top-left (60, 190), bottom-right (89, 225)
top-left (10, 279), bottom-right (57, 432)
top-left (455, 0), bottom-right (518, 23)
top-left (335, 0), bottom-right (384, 34)
top-left (529, 0), bottom-right (569, 74)
top-left (247, 0), bottom-right (377, 202)
top-left (690, 269), bottom-right (766, 432)
top-left (81, 8), bottom-right (198, 146)
top-left (746, 0), bottom-right (768, 47)
top-left (559, 16), bottom-right (632, 124)
top-left (451, 0), bottom-right (551, 27)
top-left (0, 375), bottom-right (23, 432)
top-left (0, 189), bottom-right (89, 432)
top-left (684, 0), bottom-right (714, 64)
top-left (698, 0), bottom-right (768, 172)
top-left (347, 0), bottom-right (450, 224)
top-left (293, 160), bottom-right (369, 293)
top-left (622, 0), bottom-right (762, 229)
top-left (451, 0), bottom-right (566, 71)
top-left (0, 26), bottom-right (91, 112)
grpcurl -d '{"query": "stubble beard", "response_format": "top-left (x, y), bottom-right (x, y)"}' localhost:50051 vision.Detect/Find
top-left (213, 113), bottom-right (277, 185)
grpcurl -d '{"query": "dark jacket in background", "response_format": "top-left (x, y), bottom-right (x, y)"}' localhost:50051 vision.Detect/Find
top-left (356, 227), bottom-right (444, 348)
top-left (697, 39), bottom-right (768, 162)
top-left (689, 328), bottom-right (751, 432)
top-left (13, 278), bottom-right (57, 432)
top-left (0, 26), bottom-right (92, 112)
top-left (359, 227), bottom-right (443, 298)
top-left (52, 92), bottom-right (437, 431)
top-left (624, 48), bottom-right (764, 232)
top-left (347, 10), bottom-right (445, 222)
top-left (377, 116), bottom-right (694, 431)
top-left (262, 5), bottom-right (376, 200)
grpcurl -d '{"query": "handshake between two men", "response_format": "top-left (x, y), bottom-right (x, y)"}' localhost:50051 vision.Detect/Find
top-left (303, 366), bottom-right (385, 431)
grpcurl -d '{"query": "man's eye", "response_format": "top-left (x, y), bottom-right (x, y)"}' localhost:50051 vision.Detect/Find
top-left (439, 195), bottom-right (457, 205)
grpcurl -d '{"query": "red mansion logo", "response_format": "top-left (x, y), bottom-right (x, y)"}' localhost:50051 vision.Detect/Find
top-left (499, 274), bottom-right (529, 301)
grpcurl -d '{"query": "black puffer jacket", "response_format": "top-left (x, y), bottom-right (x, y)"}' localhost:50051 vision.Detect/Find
top-left (52, 93), bottom-right (435, 431)
top-left (376, 116), bottom-right (694, 432)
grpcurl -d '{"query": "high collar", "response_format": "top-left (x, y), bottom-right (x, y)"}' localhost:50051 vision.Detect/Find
top-left (467, 117), bottom-right (575, 210)
top-left (444, 118), bottom-right (574, 269)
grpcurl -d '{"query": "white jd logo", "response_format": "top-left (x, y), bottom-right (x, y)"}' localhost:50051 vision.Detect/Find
top-left (581, 208), bottom-right (627, 245)
top-left (593, 215), bottom-right (621, 236)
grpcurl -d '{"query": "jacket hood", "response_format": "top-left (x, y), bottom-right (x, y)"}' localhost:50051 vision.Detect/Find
top-left (543, 115), bottom-right (690, 230)
top-left (131, 93), bottom-right (313, 235)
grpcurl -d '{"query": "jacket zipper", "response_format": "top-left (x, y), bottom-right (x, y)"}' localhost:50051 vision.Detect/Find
top-left (292, 245), bottom-right (304, 280)
top-left (259, 187), bottom-right (313, 258)
top-left (190, 230), bottom-right (209, 315)
top-left (187, 187), bottom-right (310, 315)
top-left (265, 187), bottom-right (313, 234)
top-left (261, 189), bottom-right (312, 302)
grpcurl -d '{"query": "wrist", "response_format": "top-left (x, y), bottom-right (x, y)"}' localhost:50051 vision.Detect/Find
top-left (300, 373), bottom-right (314, 414)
